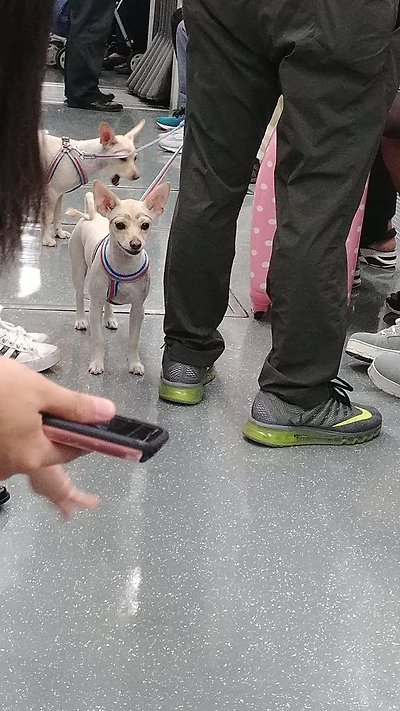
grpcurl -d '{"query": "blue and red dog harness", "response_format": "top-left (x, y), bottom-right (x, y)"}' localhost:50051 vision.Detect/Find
top-left (92, 235), bottom-right (149, 304)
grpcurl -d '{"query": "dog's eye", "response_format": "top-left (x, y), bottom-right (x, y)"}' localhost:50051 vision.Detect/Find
top-left (134, 155), bottom-right (138, 162)
top-left (120, 157), bottom-right (128, 162)
top-left (141, 222), bottom-right (150, 231)
top-left (115, 222), bottom-right (126, 230)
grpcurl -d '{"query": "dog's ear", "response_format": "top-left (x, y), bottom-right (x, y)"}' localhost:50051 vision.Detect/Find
top-left (99, 123), bottom-right (117, 147)
top-left (144, 182), bottom-right (171, 216)
top-left (93, 180), bottom-right (120, 216)
top-left (126, 119), bottom-right (145, 141)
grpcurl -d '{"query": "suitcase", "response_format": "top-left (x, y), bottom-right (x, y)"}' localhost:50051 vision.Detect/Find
top-left (250, 131), bottom-right (368, 318)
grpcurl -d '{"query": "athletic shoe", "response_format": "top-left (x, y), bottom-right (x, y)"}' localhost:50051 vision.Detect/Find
top-left (159, 126), bottom-right (184, 153)
top-left (159, 355), bottom-right (215, 405)
top-left (243, 380), bottom-right (382, 447)
top-left (359, 228), bottom-right (397, 269)
top-left (157, 108), bottom-right (185, 130)
top-left (346, 320), bottom-right (400, 362)
top-left (0, 330), bottom-right (61, 372)
top-left (359, 247), bottom-right (397, 268)
top-left (368, 351), bottom-right (400, 398)
top-left (0, 306), bottom-right (47, 342)
top-left (352, 260), bottom-right (361, 289)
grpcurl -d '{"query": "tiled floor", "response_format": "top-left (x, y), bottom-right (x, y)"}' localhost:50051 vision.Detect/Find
top-left (1, 82), bottom-right (400, 711)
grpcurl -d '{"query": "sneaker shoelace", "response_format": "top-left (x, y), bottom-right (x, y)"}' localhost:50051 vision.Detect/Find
top-left (0, 329), bottom-right (36, 353)
top-left (0, 305), bottom-right (32, 337)
top-left (0, 317), bottom-right (30, 338)
top-left (328, 377), bottom-right (353, 406)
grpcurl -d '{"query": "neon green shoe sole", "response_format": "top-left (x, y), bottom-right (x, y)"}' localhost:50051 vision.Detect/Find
top-left (159, 368), bottom-right (215, 405)
top-left (242, 419), bottom-right (382, 447)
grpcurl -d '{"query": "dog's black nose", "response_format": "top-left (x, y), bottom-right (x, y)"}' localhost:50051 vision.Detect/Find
top-left (129, 240), bottom-right (141, 252)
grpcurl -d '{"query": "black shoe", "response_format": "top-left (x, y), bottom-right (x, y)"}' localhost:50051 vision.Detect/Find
top-left (0, 486), bottom-right (10, 506)
top-left (386, 291), bottom-right (400, 316)
top-left (66, 99), bottom-right (123, 112)
top-left (97, 90), bottom-right (116, 104)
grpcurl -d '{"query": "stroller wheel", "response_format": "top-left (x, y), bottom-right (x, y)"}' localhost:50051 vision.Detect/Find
top-left (129, 53), bottom-right (143, 72)
top-left (47, 43), bottom-right (59, 66)
top-left (56, 46), bottom-right (66, 71)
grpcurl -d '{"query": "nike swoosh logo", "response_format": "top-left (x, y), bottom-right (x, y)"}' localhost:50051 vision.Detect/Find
top-left (333, 407), bottom-right (373, 428)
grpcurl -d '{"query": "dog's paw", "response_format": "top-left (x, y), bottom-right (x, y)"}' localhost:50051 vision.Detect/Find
top-left (129, 361), bottom-right (145, 376)
top-left (43, 237), bottom-right (57, 247)
top-left (89, 360), bottom-right (104, 375)
top-left (56, 228), bottom-right (70, 240)
top-left (104, 317), bottom-right (118, 330)
top-left (74, 319), bottom-right (88, 331)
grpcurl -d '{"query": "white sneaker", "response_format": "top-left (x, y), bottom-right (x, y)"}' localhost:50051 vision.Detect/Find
top-left (0, 330), bottom-right (61, 372)
top-left (159, 126), bottom-right (184, 153)
top-left (346, 319), bottom-right (400, 362)
top-left (0, 306), bottom-right (47, 343)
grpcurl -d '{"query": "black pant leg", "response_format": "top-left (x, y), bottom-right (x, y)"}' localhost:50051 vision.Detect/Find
top-left (163, 0), bottom-right (279, 367)
top-left (259, 0), bottom-right (400, 408)
top-left (65, 0), bottom-right (115, 103)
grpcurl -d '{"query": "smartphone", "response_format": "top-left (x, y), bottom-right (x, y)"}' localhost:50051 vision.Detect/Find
top-left (42, 414), bottom-right (169, 462)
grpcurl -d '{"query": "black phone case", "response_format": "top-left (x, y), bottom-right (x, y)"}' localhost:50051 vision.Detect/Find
top-left (42, 415), bottom-right (169, 462)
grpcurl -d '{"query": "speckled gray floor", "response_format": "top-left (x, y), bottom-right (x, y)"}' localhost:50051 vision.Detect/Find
top-left (1, 96), bottom-right (400, 711)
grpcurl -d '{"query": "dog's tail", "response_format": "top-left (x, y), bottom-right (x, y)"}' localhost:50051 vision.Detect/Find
top-left (66, 192), bottom-right (96, 221)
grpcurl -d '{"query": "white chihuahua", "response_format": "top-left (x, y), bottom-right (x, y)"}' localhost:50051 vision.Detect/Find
top-left (67, 180), bottom-right (170, 376)
top-left (40, 120), bottom-right (145, 247)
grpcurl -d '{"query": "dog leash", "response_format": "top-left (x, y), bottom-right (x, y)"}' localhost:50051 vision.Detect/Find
top-left (135, 121), bottom-right (184, 155)
top-left (46, 122), bottom-right (184, 193)
top-left (140, 143), bottom-right (183, 200)
top-left (45, 137), bottom-right (135, 193)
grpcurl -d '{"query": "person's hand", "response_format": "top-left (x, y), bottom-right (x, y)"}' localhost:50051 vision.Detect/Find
top-left (0, 359), bottom-right (116, 516)
top-left (29, 465), bottom-right (99, 520)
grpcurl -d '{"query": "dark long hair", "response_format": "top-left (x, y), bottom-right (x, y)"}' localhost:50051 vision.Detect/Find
top-left (0, 0), bottom-right (54, 263)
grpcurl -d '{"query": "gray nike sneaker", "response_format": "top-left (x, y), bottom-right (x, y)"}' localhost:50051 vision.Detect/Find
top-left (159, 355), bottom-right (215, 405)
top-left (243, 381), bottom-right (382, 447)
top-left (368, 351), bottom-right (400, 398)
top-left (346, 320), bottom-right (400, 362)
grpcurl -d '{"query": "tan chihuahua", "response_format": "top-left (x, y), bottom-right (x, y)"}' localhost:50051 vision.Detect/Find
top-left (40, 120), bottom-right (145, 247)
top-left (67, 179), bottom-right (170, 375)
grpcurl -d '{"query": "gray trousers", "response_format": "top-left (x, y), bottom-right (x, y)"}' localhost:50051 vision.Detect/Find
top-left (65, 0), bottom-right (115, 104)
top-left (164, 0), bottom-right (400, 408)
top-left (176, 20), bottom-right (188, 108)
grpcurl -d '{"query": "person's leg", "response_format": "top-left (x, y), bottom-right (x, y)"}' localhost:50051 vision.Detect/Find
top-left (171, 8), bottom-right (184, 55)
top-left (176, 21), bottom-right (188, 109)
top-left (359, 145), bottom-right (397, 267)
top-left (157, 12), bottom-right (187, 129)
top-left (65, 0), bottom-right (116, 105)
top-left (258, 0), bottom-right (400, 411)
top-left (361, 146), bottom-right (396, 248)
top-left (163, 0), bottom-right (279, 369)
